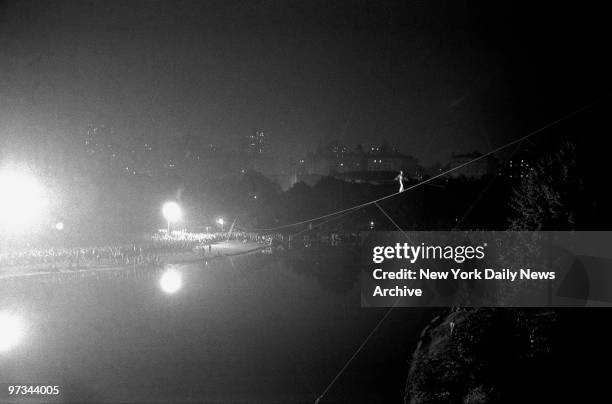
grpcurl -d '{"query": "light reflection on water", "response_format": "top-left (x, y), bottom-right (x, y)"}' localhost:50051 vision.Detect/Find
top-left (0, 311), bottom-right (26, 353)
top-left (158, 268), bottom-right (183, 295)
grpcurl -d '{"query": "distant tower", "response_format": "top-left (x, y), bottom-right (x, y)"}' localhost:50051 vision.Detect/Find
top-left (84, 123), bottom-right (113, 155)
top-left (247, 130), bottom-right (268, 155)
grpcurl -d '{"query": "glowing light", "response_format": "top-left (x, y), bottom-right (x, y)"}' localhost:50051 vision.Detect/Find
top-left (55, 222), bottom-right (64, 231)
top-left (162, 201), bottom-right (182, 223)
top-left (159, 269), bottom-right (183, 294)
top-left (0, 169), bottom-right (48, 233)
top-left (0, 312), bottom-right (25, 353)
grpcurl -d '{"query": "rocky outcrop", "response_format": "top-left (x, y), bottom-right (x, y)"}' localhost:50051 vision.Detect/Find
top-left (405, 308), bottom-right (556, 404)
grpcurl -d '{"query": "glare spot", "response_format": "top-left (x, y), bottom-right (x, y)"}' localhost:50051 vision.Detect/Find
top-left (0, 169), bottom-right (48, 233)
top-left (0, 312), bottom-right (25, 353)
top-left (55, 221), bottom-right (64, 231)
top-left (159, 269), bottom-right (183, 294)
top-left (162, 201), bottom-right (182, 223)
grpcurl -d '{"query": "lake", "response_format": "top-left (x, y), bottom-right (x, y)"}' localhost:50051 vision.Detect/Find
top-left (0, 249), bottom-right (434, 403)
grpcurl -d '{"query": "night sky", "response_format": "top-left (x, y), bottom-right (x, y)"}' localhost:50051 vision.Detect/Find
top-left (1, 0), bottom-right (610, 164)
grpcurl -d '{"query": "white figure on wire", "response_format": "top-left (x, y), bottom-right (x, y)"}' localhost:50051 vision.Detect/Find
top-left (395, 170), bottom-right (405, 192)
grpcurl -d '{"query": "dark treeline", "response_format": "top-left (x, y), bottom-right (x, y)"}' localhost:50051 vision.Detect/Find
top-left (243, 175), bottom-right (513, 232)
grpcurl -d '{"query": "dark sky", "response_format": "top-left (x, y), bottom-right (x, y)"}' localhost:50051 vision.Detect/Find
top-left (1, 0), bottom-right (610, 164)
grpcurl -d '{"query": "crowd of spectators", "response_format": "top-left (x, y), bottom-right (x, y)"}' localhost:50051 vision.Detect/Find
top-left (0, 230), bottom-right (270, 272)
top-left (0, 229), bottom-right (360, 272)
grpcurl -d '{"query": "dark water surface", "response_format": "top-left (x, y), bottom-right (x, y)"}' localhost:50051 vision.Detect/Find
top-left (0, 250), bottom-right (434, 403)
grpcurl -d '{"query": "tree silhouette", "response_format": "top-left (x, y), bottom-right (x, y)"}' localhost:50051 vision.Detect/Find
top-left (509, 141), bottom-right (580, 230)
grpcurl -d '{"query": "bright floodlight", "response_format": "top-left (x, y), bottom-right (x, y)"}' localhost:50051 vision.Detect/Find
top-left (162, 201), bottom-right (182, 223)
top-left (55, 221), bottom-right (64, 231)
top-left (0, 312), bottom-right (25, 353)
top-left (0, 169), bottom-right (48, 233)
top-left (159, 269), bottom-right (183, 294)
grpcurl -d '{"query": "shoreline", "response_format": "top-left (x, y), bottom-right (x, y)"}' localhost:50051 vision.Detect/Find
top-left (0, 241), bottom-right (267, 281)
